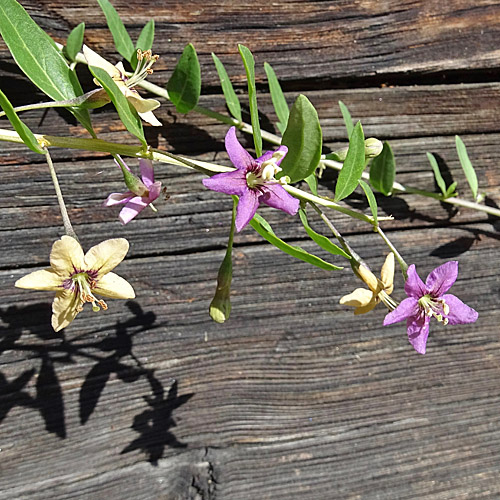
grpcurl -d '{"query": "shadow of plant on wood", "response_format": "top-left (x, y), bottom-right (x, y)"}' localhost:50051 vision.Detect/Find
top-left (0, 301), bottom-right (193, 463)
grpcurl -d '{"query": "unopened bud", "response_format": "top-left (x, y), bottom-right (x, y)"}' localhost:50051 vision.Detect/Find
top-left (209, 254), bottom-right (232, 323)
top-left (115, 156), bottom-right (149, 197)
top-left (364, 138), bottom-right (383, 158)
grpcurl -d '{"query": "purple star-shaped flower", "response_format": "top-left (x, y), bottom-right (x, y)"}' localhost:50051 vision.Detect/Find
top-left (202, 127), bottom-right (300, 232)
top-left (104, 157), bottom-right (161, 225)
top-left (383, 261), bottom-right (478, 354)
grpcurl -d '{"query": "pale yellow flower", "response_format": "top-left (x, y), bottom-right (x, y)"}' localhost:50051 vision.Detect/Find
top-left (340, 253), bottom-right (395, 315)
top-left (83, 45), bottom-right (162, 126)
top-left (15, 236), bottom-right (135, 332)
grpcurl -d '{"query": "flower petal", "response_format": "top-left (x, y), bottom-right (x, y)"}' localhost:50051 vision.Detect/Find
top-left (50, 236), bottom-right (85, 276)
top-left (202, 170), bottom-right (247, 196)
top-left (260, 184), bottom-right (300, 216)
top-left (442, 294), bottom-right (478, 325)
top-left (119, 197), bottom-right (149, 224)
top-left (383, 297), bottom-right (419, 325)
top-left (126, 91), bottom-right (161, 113)
top-left (407, 314), bottom-right (430, 354)
top-left (83, 45), bottom-right (122, 79)
top-left (380, 252), bottom-right (395, 292)
top-left (426, 261), bottom-right (458, 297)
top-left (257, 145), bottom-right (288, 166)
top-left (52, 290), bottom-right (80, 332)
top-left (139, 159), bottom-right (155, 187)
top-left (84, 238), bottom-right (130, 275)
top-left (339, 288), bottom-right (374, 308)
top-left (104, 191), bottom-right (134, 206)
top-left (137, 110), bottom-right (162, 127)
top-left (147, 181), bottom-right (162, 203)
top-left (225, 127), bottom-right (254, 170)
top-left (95, 272), bottom-right (135, 299)
top-left (404, 264), bottom-right (427, 299)
top-left (235, 189), bottom-right (260, 232)
top-left (15, 268), bottom-right (63, 291)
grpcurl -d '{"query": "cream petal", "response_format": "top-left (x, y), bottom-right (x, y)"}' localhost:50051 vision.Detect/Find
top-left (52, 290), bottom-right (80, 332)
top-left (95, 272), bottom-right (135, 299)
top-left (84, 238), bottom-right (130, 275)
top-left (137, 110), bottom-right (162, 126)
top-left (339, 288), bottom-right (374, 307)
top-left (15, 268), bottom-right (63, 291)
top-left (83, 45), bottom-right (122, 79)
top-left (380, 252), bottom-right (395, 291)
top-left (354, 298), bottom-right (378, 315)
top-left (125, 92), bottom-right (161, 113)
top-left (50, 236), bottom-right (85, 276)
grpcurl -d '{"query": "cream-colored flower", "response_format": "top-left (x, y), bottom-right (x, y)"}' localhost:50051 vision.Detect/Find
top-left (340, 253), bottom-right (395, 315)
top-left (15, 236), bottom-right (135, 332)
top-left (83, 45), bottom-right (162, 126)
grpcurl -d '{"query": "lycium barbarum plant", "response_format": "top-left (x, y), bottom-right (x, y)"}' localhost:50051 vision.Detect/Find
top-left (0, 0), bottom-right (487, 352)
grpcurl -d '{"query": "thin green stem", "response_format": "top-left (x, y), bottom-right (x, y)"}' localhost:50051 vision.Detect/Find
top-left (43, 147), bottom-right (78, 241)
top-left (375, 226), bottom-right (408, 278)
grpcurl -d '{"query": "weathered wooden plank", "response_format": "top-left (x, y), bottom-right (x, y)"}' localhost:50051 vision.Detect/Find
top-left (2, 0), bottom-right (500, 87)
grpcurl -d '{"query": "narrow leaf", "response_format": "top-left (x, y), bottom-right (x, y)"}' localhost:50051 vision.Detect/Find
top-left (0, 89), bottom-right (44, 154)
top-left (455, 135), bottom-right (478, 200)
top-left (89, 65), bottom-right (145, 145)
top-left (338, 100), bottom-right (354, 138)
top-left (335, 121), bottom-right (365, 201)
top-left (97, 0), bottom-right (135, 62)
top-left (264, 62), bottom-right (289, 135)
top-left (136, 20), bottom-right (155, 50)
top-left (298, 209), bottom-right (350, 259)
top-left (212, 53), bottom-right (242, 122)
top-left (359, 179), bottom-right (378, 225)
top-left (279, 94), bottom-right (322, 183)
top-left (370, 141), bottom-right (396, 196)
top-left (166, 43), bottom-right (201, 114)
top-left (445, 181), bottom-right (458, 198)
top-left (426, 152), bottom-right (446, 196)
top-left (304, 172), bottom-right (318, 196)
top-left (0, 0), bottom-right (93, 135)
top-left (64, 23), bottom-right (85, 62)
top-left (250, 214), bottom-right (342, 271)
top-left (238, 44), bottom-right (262, 156)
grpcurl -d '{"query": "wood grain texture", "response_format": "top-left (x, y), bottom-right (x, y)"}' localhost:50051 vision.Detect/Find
top-left (1, 1), bottom-right (500, 499)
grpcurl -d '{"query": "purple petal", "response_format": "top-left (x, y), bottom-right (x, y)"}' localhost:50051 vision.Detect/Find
top-left (147, 181), bottom-right (162, 203)
top-left (235, 189), bottom-right (259, 232)
top-left (225, 127), bottom-right (255, 170)
top-left (407, 314), bottom-right (430, 354)
top-left (442, 294), bottom-right (478, 325)
top-left (426, 261), bottom-right (458, 297)
top-left (383, 297), bottom-right (419, 325)
top-left (260, 184), bottom-right (299, 216)
top-left (404, 264), bottom-right (427, 299)
top-left (257, 145), bottom-right (288, 166)
top-left (104, 191), bottom-right (134, 206)
top-left (119, 196), bottom-right (148, 225)
top-left (139, 159), bottom-right (155, 188)
top-left (202, 170), bottom-right (248, 196)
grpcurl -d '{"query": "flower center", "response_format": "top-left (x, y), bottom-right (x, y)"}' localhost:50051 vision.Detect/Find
top-left (418, 294), bottom-right (449, 325)
top-left (71, 272), bottom-right (108, 313)
top-left (245, 151), bottom-right (287, 189)
top-left (126, 49), bottom-right (159, 88)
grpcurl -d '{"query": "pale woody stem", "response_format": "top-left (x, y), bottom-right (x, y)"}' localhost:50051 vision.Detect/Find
top-left (43, 147), bottom-right (79, 241)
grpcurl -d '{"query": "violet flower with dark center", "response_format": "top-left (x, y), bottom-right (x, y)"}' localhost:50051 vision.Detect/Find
top-left (104, 157), bottom-right (161, 225)
top-left (383, 261), bottom-right (478, 354)
top-left (202, 127), bottom-right (300, 232)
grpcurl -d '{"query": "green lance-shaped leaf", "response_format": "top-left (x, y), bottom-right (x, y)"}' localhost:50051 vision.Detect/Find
top-left (97, 0), bottom-right (135, 62)
top-left (64, 23), bottom-right (85, 62)
top-left (0, 0), bottom-right (93, 135)
top-left (279, 95), bottom-right (322, 183)
top-left (359, 180), bottom-right (378, 225)
top-left (130, 20), bottom-right (155, 70)
top-left (298, 209), bottom-right (350, 260)
top-left (212, 53), bottom-right (242, 122)
top-left (369, 141), bottom-right (396, 196)
top-left (238, 44), bottom-right (262, 157)
top-left (166, 43), bottom-right (201, 114)
top-left (264, 62), bottom-right (289, 135)
top-left (250, 213), bottom-right (342, 271)
top-left (338, 100), bottom-right (354, 138)
top-left (0, 89), bottom-right (44, 154)
top-left (455, 135), bottom-right (478, 200)
top-left (89, 65), bottom-right (146, 146)
top-left (334, 121), bottom-right (365, 201)
top-left (426, 152), bottom-right (447, 196)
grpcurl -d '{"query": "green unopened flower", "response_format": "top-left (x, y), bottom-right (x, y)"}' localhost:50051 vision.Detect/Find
top-left (340, 253), bottom-right (395, 315)
top-left (83, 45), bottom-right (162, 126)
